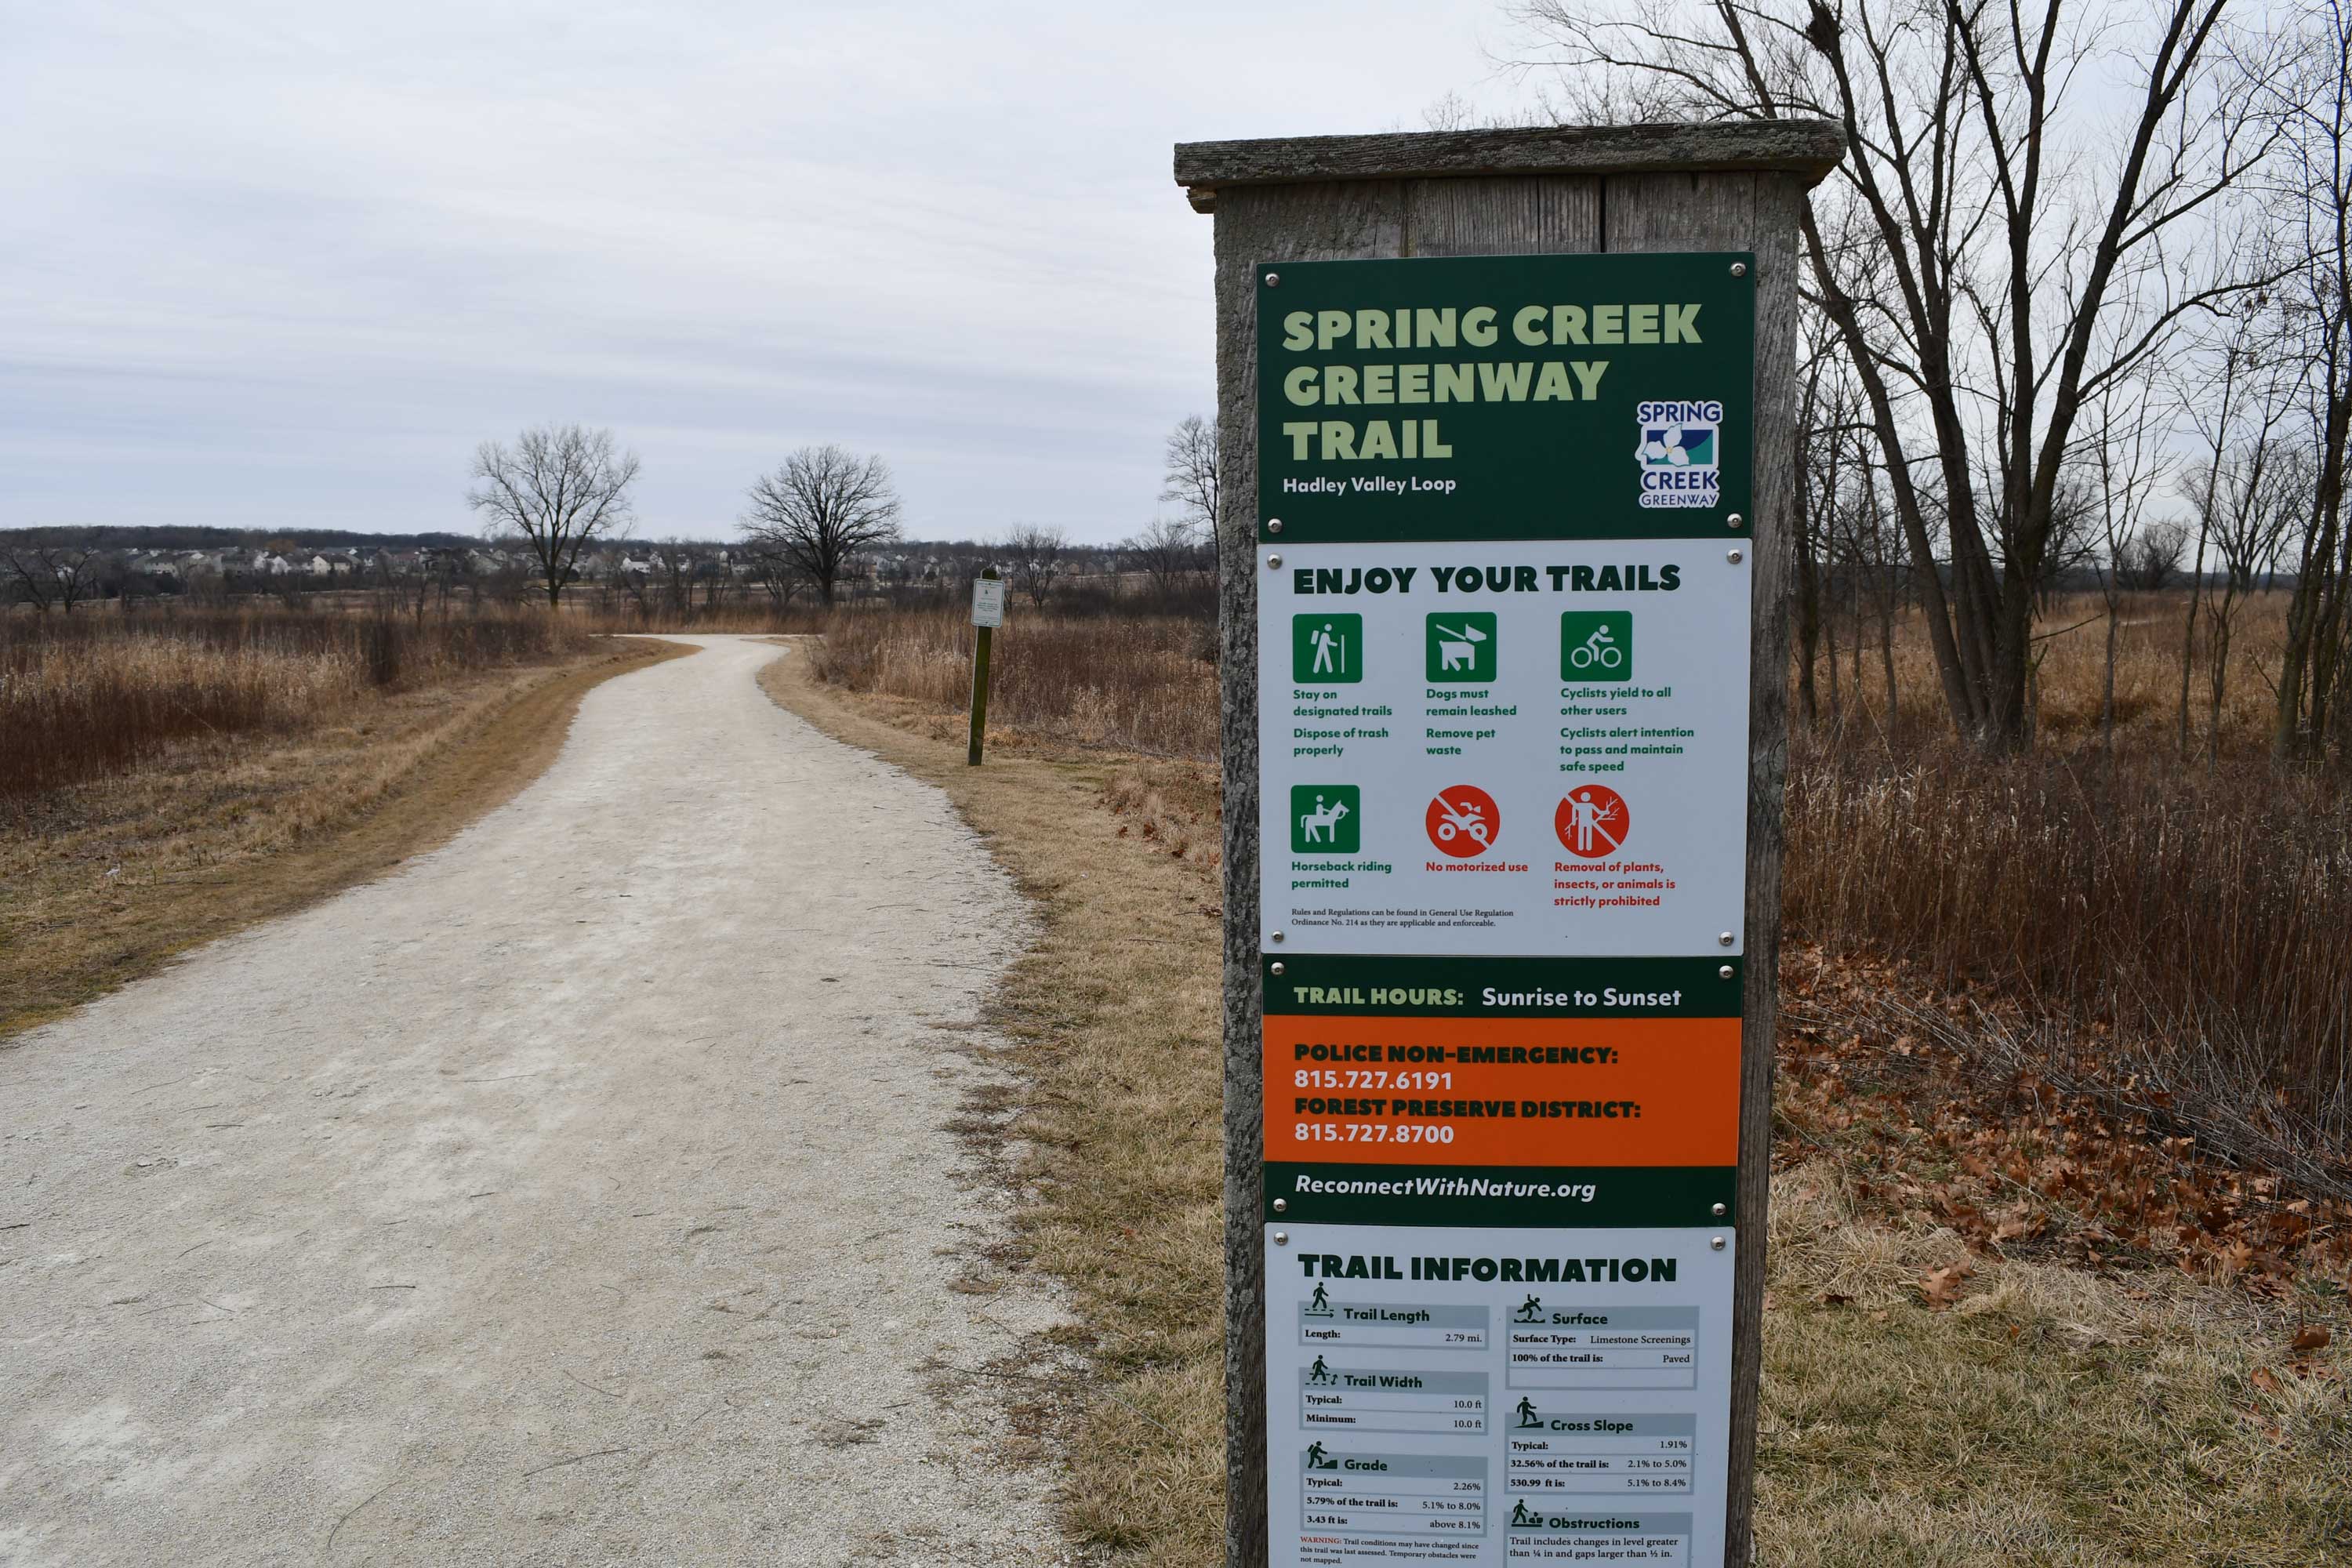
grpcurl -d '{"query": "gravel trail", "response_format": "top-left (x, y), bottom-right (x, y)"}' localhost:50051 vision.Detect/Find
top-left (0, 636), bottom-right (1073, 1566)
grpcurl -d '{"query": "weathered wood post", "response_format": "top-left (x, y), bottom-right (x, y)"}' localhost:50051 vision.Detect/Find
top-left (968, 566), bottom-right (1003, 765)
top-left (1179, 122), bottom-right (1844, 1568)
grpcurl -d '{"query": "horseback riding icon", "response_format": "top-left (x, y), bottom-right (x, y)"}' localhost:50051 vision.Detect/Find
top-left (1299, 793), bottom-right (1351, 846)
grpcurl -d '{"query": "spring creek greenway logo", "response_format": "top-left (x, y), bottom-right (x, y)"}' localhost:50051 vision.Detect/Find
top-left (1635, 398), bottom-right (1723, 510)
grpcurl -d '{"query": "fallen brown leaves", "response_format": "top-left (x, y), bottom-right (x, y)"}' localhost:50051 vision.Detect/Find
top-left (1778, 944), bottom-right (2352, 1298)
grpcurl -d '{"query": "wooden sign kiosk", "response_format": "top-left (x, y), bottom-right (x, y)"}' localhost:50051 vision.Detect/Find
top-left (1177, 122), bottom-right (1844, 1567)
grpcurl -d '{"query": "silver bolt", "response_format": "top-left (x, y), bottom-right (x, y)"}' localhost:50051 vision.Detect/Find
top-left (1268, 554), bottom-right (1283, 570)
top-left (1719, 931), bottom-right (1736, 947)
top-left (1719, 964), bottom-right (1734, 981)
top-left (1727, 547), bottom-right (1744, 564)
top-left (1710, 1235), bottom-right (1726, 1250)
top-left (1712, 1203), bottom-right (1728, 1218)
top-left (1274, 1230), bottom-right (1290, 1245)
top-left (1267, 519), bottom-right (1283, 535)
top-left (1271, 931), bottom-right (1285, 944)
top-left (1272, 1197), bottom-right (1288, 1213)
top-left (1726, 512), bottom-right (1745, 529)
top-left (1269, 960), bottom-right (1285, 976)
top-left (1265, 272), bottom-right (1280, 286)
top-left (1730, 262), bottom-right (1747, 278)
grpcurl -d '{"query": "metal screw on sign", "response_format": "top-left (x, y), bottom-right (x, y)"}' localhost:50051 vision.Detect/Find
top-left (1269, 961), bottom-right (1285, 976)
top-left (1726, 512), bottom-right (1745, 529)
top-left (1265, 272), bottom-right (1280, 286)
top-left (1730, 262), bottom-right (1747, 278)
top-left (1727, 547), bottom-right (1744, 564)
top-left (1710, 1236), bottom-right (1727, 1250)
top-left (1273, 1231), bottom-right (1290, 1246)
top-left (1268, 555), bottom-right (1283, 569)
top-left (1271, 931), bottom-right (1285, 944)
top-left (1719, 964), bottom-right (1734, 980)
top-left (1267, 519), bottom-right (1283, 535)
top-left (1272, 1198), bottom-right (1288, 1213)
top-left (1713, 1203), bottom-right (1728, 1218)
top-left (1719, 931), bottom-right (1736, 947)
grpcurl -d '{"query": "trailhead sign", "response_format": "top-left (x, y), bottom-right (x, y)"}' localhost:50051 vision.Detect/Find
top-left (1255, 252), bottom-right (1755, 1567)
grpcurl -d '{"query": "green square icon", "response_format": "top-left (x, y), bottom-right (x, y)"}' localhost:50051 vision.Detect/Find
top-left (1290, 785), bottom-right (1360, 855)
top-left (1426, 612), bottom-right (1497, 683)
top-left (1293, 613), bottom-right (1363, 684)
top-left (1562, 610), bottom-right (1633, 680)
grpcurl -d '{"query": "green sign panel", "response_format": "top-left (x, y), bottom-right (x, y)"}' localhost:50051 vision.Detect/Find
top-left (1288, 784), bottom-right (1359, 854)
top-left (1255, 252), bottom-right (1755, 543)
top-left (1561, 608), bottom-right (1633, 680)
top-left (1425, 610), bottom-right (1496, 683)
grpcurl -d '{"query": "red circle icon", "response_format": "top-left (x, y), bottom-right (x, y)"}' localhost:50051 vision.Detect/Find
top-left (1425, 786), bottom-right (1501, 858)
top-left (1554, 784), bottom-right (1630, 859)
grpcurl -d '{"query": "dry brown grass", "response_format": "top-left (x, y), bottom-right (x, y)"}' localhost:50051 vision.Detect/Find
top-left (1, 604), bottom-right (595, 795)
top-left (811, 604), bottom-right (1219, 759)
top-left (761, 640), bottom-right (2352, 1568)
top-left (0, 637), bottom-right (684, 1036)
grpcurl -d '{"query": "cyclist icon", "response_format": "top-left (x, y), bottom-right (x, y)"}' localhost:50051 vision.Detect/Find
top-left (1569, 621), bottom-right (1624, 670)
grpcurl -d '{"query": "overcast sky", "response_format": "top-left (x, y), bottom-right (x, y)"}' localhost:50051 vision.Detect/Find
top-left (3, 2), bottom-right (1539, 545)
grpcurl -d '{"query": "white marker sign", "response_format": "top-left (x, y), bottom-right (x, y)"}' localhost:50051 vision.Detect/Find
top-left (971, 577), bottom-right (1006, 627)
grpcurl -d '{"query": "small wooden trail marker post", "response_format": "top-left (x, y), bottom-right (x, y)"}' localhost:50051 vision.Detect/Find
top-left (968, 566), bottom-right (1004, 766)
top-left (1176, 121), bottom-right (1843, 1568)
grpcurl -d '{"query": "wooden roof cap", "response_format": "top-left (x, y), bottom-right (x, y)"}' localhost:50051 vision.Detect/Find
top-left (1174, 120), bottom-right (1846, 210)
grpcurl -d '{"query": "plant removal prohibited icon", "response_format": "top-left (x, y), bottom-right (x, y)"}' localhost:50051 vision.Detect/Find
top-left (1555, 783), bottom-right (1629, 859)
top-left (1425, 785), bottom-right (1500, 858)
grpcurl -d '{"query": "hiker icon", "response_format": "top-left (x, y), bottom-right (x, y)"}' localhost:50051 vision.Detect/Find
top-left (1510, 1501), bottom-right (1540, 1527)
top-left (1512, 1294), bottom-right (1545, 1323)
top-left (1305, 1443), bottom-right (1337, 1469)
top-left (1299, 793), bottom-right (1350, 845)
top-left (1310, 621), bottom-right (1346, 676)
top-left (1306, 1356), bottom-right (1336, 1385)
top-left (1515, 1396), bottom-right (1542, 1428)
top-left (1306, 1283), bottom-right (1333, 1316)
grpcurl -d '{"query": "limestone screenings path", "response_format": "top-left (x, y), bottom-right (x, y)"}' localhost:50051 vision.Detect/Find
top-left (0, 637), bottom-right (1073, 1566)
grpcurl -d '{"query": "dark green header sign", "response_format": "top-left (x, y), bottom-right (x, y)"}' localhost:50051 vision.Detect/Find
top-left (1255, 252), bottom-right (1755, 543)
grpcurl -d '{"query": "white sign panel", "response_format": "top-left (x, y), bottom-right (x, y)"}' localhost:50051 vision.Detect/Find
top-left (1266, 1222), bottom-right (1734, 1566)
top-left (971, 577), bottom-right (1007, 627)
top-left (1258, 539), bottom-right (1751, 957)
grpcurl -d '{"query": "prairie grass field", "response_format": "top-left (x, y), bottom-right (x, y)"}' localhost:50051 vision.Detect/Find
top-left (1, 603), bottom-right (593, 797)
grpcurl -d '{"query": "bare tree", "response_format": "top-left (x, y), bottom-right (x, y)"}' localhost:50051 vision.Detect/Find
top-left (1002, 523), bottom-right (1069, 608)
top-left (1515, 0), bottom-right (2285, 749)
top-left (467, 424), bottom-right (641, 608)
top-left (2268, 0), bottom-right (2352, 760)
top-left (1160, 415), bottom-right (1220, 559)
top-left (1, 537), bottom-right (101, 612)
top-left (2118, 517), bottom-right (2190, 592)
top-left (740, 445), bottom-right (903, 607)
top-left (1123, 516), bottom-right (1212, 598)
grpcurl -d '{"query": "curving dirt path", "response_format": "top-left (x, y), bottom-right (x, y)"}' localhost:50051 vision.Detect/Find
top-left (0, 637), bottom-right (1073, 1567)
